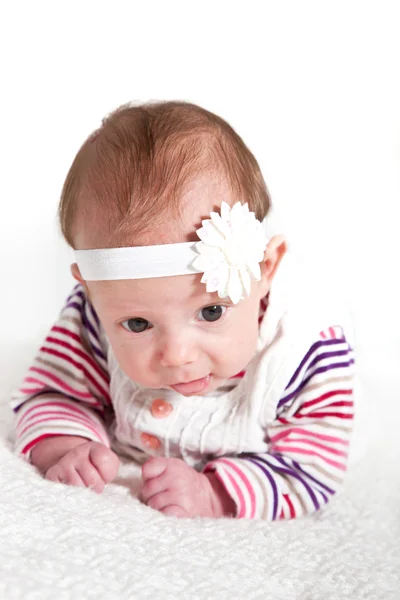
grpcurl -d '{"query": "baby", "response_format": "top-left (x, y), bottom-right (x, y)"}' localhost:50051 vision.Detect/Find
top-left (10, 101), bottom-right (355, 519)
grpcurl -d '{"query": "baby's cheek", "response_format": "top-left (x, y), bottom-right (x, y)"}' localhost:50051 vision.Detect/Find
top-left (215, 336), bottom-right (254, 375)
top-left (111, 345), bottom-right (149, 383)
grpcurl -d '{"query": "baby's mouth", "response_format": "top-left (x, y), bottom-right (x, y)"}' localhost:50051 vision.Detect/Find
top-left (170, 374), bottom-right (211, 395)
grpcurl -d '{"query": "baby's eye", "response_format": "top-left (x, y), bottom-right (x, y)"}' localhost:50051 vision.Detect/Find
top-left (198, 305), bottom-right (227, 322)
top-left (121, 318), bottom-right (152, 333)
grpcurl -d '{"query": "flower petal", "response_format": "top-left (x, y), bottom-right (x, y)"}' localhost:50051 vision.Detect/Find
top-left (193, 245), bottom-right (224, 273)
top-left (227, 267), bottom-right (243, 304)
top-left (197, 223), bottom-right (225, 246)
top-left (220, 201), bottom-right (231, 221)
top-left (210, 212), bottom-right (231, 238)
top-left (192, 255), bottom-right (212, 272)
top-left (239, 265), bottom-right (252, 297)
top-left (205, 264), bottom-right (229, 293)
top-left (230, 202), bottom-right (244, 233)
top-left (247, 261), bottom-right (261, 281)
top-left (194, 201), bottom-right (268, 303)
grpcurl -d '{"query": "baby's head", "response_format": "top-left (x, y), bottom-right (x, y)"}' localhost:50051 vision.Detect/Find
top-left (60, 101), bottom-right (286, 395)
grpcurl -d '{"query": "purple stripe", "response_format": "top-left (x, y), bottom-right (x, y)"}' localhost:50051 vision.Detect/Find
top-left (66, 284), bottom-right (82, 302)
top-left (281, 348), bottom-right (352, 406)
top-left (255, 454), bottom-right (321, 511)
top-left (306, 349), bottom-right (351, 375)
top-left (81, 299), bottom-right (98, 341)
top-left (278, 358), bottom-right (354, 408)
top-left (65, 293), bottom-right (107, 363)
top-left (82, 315), bottom-right (107, 362)
top-left (244, 458), bottom-right (279, 520)
top-left (291, 460), bottom-right (335, 495)
top-left (88, 301), bottom-right (101, 328)
top-left (285, 339), bottom-right (347, 388)
top-left (81, 299), bottom-right (107, 363)
top-left (89, 344), bottom-right (107, 363)
top-left (65, 300), bottom-right (84, 312)
top-left (72, 290), bottom-right (86, 304)
top-left (319, 490), bottom-right (328, 504)
top-left (67, 289), bottom-right (104, 353)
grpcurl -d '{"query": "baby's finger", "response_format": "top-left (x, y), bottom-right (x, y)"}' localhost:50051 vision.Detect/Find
top-left (76, 461), bottom-right (106, 494)
top-left (142, 457), bottom-right (169, 482)
top-left (141, 475), bottom-right (168, 504)
top-left (46, 464), bottom-right (86, 488)
top-left (146, 490), bottom-right (183, 512)
top-left (89, 444), bottom-right (120, 483)
top-left (161, 505), bottom-right (188, 518)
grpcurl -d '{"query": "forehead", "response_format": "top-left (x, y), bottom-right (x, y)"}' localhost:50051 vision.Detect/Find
top-left (87, 273), bottom-right (217, 314)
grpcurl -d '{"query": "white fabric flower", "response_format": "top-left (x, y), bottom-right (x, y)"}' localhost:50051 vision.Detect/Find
top-left (191, 202), bottom-right (268, 304)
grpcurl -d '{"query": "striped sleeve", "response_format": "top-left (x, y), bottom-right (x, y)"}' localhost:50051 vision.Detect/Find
top-left (204, 326), bottom-right (355, 520)
top-left (10, 284), bottom-right (112, 460)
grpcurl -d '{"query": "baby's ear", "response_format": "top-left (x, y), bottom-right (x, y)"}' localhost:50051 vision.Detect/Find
top-left (259, 235), bottom-right (287, 294)
top-left (70, 263), bottom-right (85, 284)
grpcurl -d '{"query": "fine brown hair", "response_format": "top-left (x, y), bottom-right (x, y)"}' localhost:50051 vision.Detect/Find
top-left (59, 101), bottom-right (271, 249)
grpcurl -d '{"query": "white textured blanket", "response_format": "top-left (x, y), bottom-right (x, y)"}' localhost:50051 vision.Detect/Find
top-left (1, 366), bottom-right (399, 599)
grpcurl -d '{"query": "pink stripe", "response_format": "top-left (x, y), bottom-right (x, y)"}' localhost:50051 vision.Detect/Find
top-left (45, 333), bottom-right (109, 385)
top-left (17, 399), bottom-right (103, 427)
top-left (26, 370), bottom-right (93, 400)
top-left (19, 386), bottom-right (45, 395)
top-left (270, 427), bottom-right (349, 446)
top-left (218, 469), bottom-right (247, 518)
top-left (274, 437), bottom-right (348, 457)
top-left (40, 346), bottom-right (110, 401)
top-left (217, 458), bottom-right (256, 518)
top-left (17, 408), bottom-right (103, 435)
top-left (283, 494), bottom-right (296, 519)
top-left (21, 433), bottom-right (60, 455)
top-left (294, 411), bottom-right (353, 420)
top-left (230, 370), bottom-right (246, 380)
top-left (273, 445), bottom-right (347, 470)
top-left (324, 400), bottom-right (354, 408)
top-left (301, 389), bottom-right (353, 409)
top-left (205, 464), bottom-right (247, 517)
top-left (18, 414), bottom-right (107, 445)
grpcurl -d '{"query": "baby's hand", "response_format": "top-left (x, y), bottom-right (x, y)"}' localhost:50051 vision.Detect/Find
top-left (141, 457), bottom-right (236, 518)
top-left (45, 441), bottom-right (120, 494)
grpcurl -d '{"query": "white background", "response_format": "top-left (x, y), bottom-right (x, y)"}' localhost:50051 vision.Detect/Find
top-left (1, 1), bottom-right (399, 397)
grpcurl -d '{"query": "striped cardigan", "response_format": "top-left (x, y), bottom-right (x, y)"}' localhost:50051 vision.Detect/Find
top-left (10, 283), bottom-right (354, 520)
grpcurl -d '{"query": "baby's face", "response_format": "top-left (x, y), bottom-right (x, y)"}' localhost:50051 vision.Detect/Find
top-left (79, 175), bottom-right (271, 396)
top-left (87, 274), bottom-right (267, 396)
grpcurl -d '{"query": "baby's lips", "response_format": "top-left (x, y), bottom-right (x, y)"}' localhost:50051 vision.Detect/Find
top-left (170, 374), bottom-right (210, 395)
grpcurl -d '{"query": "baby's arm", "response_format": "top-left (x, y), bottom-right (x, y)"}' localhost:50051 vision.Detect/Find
top-left (15, 394), bottom-right (120, 492)
top-left (10, 286), bottom-right (118, 491)
top-left (30, 433), bottom-right (89, 473)
top-left (204, 327), bottom-right (355, 519)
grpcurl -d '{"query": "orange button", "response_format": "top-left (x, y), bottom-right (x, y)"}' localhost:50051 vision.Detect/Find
top-left (151, 398), bottom-right (173, 419)
top-left (140, 433), bottom-right (161, 450)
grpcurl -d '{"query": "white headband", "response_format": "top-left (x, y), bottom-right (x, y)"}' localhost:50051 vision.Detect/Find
top-left (74, 202), bottom-right (268, 304)
top-left (75, 242), bottom-right (199, 280)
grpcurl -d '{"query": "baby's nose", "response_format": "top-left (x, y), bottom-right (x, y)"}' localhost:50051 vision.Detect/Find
top-left (159, 332), bottom-right (199, 368)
